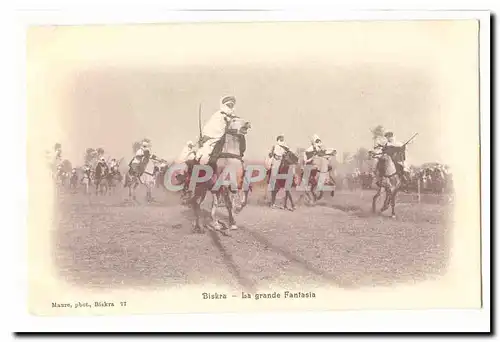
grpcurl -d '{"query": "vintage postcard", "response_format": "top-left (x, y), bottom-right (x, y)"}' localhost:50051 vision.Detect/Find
top-left (26, 16), bottom-right (484, 317)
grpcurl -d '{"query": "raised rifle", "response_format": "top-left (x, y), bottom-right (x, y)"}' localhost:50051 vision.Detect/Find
top-left (198, 103), bottom-right (203, 147)
top-left (402, 133), bottom-right (418, 147)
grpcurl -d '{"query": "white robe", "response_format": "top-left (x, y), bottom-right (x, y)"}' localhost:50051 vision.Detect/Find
top-left (176, 146), bottom-right (196, 164)
top-left (267, 143), bottom-right (289, 169)
top-left (196, 110), bottom-right (230, 164)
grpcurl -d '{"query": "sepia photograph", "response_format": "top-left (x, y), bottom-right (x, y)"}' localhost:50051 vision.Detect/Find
top-left (25, 14), bottom-right (484, 318)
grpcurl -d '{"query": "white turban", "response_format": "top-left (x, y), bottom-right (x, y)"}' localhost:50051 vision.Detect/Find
top-left (220, 95), bottom-right (236, 116)
top-left (311, 134), bottom-right (321, 144)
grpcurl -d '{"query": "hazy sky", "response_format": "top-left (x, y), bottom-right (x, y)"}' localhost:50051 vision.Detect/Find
top-left (27, 21), bottom-right (478, 167)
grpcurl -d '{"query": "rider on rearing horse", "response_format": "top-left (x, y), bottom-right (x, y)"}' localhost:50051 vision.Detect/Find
top-left (373, 131), bottom-right (411, 185)
top-left (129, 141), bottom-right (151, 177)
top-left (177, 95), bottom-right (247, 194)
top-left (267, 134), bottom-right (290, 171)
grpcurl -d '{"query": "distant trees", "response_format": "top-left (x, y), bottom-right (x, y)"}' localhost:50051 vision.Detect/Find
top-left (96, 147), bottom-right (104, 158)
top-left (46, 143), bottom-right (62, 171)
top-left (353, 147), bottom-right (369, 169)
top-left (60, 159), bottom-right (72, 173)
top-left (370, 125), bottom-right (386, 147)
top-left (342, 152), bottom-right (352, 164)
top-left (84, 148), bottom-right (98, 166)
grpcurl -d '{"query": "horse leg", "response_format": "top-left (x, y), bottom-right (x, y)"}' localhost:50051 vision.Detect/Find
top-left (372, 186), bottom-right (382, 213)
top-left (146, 184), bottom-right (151, 202)
top-left (191, 195), bottom-right (203, 233)
top-left (132, 183), bottom-right (138, 201)
top-left (391, 189), bottom-right (398, 218)
top-left (240, 190), bottom-right (249, 209)
top-left (285, 191), bottom-right (295, 211)
top-left (263, 172), bottom-right (270, 201)
top-left (210, 192), bottom-right (222, 231)
top-left (270, 189), bottom-right (279, 208)
top-left (148, 182), bottom-right (154, 202)
top-left (381, 187), bottom-right (391, 212)
top-left (317, 191), bottom-right (324, 201)
top-left (310, 184), bottom-right (318, 204)
top-left (224, 190), bottom-right (238, 230)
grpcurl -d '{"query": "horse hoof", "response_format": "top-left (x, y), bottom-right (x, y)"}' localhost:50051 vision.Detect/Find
top-left (229, 224), bottom-right (238, 230)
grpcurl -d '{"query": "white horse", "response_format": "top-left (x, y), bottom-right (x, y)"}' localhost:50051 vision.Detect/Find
top-left (300, 149), bottom-right (336, 204)
top-left (124, 155), bottom-right (156, 202)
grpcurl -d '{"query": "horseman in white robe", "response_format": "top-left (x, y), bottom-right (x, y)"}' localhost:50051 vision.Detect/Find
top-left (303, 134), bottom-right (326, 167)
top-left (176, 141), bottom-right (196, 164)
top-left (372, 131), bottom-right (411, 184)
top-left (95, 157), bottom-right (109, 180)
top-left (129, 141), bottom-right (151, 176)
top-left (55, 164), bottom-right (64, 181)
top-left (267, 134), bottom-right (290, 171)
top-left (109, 158), bottom-right (118, 172)
top-left (195, 95), bottom-right (237, 165)
top-left (70, 168), bottom-right (78, 188)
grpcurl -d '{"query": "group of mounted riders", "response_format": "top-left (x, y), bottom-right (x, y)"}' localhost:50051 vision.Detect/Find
top-left (51, 94), bottom-right (414, 229)
top-left (50, 145), bottom-right (123, 195)
top-left (83, 157), bottom-right (123, 194)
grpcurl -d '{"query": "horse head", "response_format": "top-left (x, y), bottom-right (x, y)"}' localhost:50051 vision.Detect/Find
top-left (227, 117), bottom-right (251, 135)
top-left (283, 150), bottom-right (299, 165)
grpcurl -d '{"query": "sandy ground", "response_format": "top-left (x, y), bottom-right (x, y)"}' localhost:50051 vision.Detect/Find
top-left (53, 184), bottom-right (453, 293)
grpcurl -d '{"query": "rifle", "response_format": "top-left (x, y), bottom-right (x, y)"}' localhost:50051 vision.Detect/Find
top-left (198, 103), bottom-right (203, 147)
top-left (402, 133), bottom-right (418, 147)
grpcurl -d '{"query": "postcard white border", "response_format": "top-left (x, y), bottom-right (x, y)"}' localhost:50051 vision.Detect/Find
top-left (2, 1), bottom-right (491, 335)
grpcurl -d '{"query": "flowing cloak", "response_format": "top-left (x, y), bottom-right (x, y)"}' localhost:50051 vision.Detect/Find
top-left (202, 110), bottom-right (228, 139)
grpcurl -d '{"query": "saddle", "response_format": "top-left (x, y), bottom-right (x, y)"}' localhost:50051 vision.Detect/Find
top-left (206, 134), bottom-right (246, 164)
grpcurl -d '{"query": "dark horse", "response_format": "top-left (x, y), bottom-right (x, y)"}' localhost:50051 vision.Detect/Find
top-left (124, 151), bottom-right (152, 201)
top-left (372, 153), bottom-right (403, 218)
top-left (187, 117), bottom-right (251, 233)
top-left (106, 167), bottom-right (123, 195)
top-left (94, 163), bottom-right (109, 195)
top-left (268, 149), bottom-right (299, 211)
